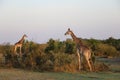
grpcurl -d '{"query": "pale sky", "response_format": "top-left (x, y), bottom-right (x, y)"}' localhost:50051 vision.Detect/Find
top-left (0, 0), bottom-right (120, 44)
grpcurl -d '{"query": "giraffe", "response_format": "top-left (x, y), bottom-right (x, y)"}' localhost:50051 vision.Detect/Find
top-left (65, 28), bottom-right (93, 71)
top-left (14, 34), bottom-right (27, 56)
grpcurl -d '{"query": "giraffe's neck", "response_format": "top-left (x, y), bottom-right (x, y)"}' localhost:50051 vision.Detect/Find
top-left (18, 36), bottom-right (25, 44)
top-left (70, 31), bottom-right (83, 46)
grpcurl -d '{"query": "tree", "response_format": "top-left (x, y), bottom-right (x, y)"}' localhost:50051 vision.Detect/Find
top-left (96, 43), bottom-right (118, 57)
top-left (45, 39), bottom-right (55, 53)
top-left (65, 39), bottom-right (75, 54)
top-left (104, 37), bottom-right (120, 51)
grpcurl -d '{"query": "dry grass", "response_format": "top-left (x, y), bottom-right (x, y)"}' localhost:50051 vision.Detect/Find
top-left (0, 57), bottom-right (120, 80)
top-left (53, 64), bottom-right (78, 72)
top-left (0, 68), bottom-right (54, 80)
top-left (0, 67), bottom-right (120, 80)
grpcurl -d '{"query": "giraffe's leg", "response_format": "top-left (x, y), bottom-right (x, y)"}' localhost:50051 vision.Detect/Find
top-left (85, 52), bottom-right (92, 71)
top-left (89, 58), bottom-right (95, 71)
top-left (89, 52), bottom-right (95, 71)
top-left (87, 59), bottom-right (92, 71)
top-left (14, 46), bottom-right (17, 55)
top-left (77, 49), bottom-right (82, 71)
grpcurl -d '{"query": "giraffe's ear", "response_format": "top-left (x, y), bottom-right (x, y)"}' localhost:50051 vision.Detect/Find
top-left (68, 28), bottom-right (70, 31)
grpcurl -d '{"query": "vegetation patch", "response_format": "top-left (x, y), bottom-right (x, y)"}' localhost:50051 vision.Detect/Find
top-left (0, 37), bottom-right (120, 72)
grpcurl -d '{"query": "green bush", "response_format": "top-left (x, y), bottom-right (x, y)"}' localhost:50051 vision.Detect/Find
top-left (104, 37), bottom-right (120, 51)
top-left (95, 43), bottom-right (118, 57)
top-left (0, 37), bottom-right (120, 72)
top-left (45, 38), bottom-right (76, 54)
top-left (65, 39), bottom-right (76, 54)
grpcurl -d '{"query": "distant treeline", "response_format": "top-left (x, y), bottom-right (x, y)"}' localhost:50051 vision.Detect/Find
top-left (44, 37), bottom-right (120, 57)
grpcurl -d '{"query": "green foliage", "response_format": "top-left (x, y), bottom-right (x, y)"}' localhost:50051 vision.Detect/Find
top-left (0, 43), bottom-right (13, 55)
top-left (52, 53), bottom-right (73, 66)
top-left (45, 38), bottom-right (75, 54)
top-left (86, 38), bottom-right (101, 51)
top-left (84, 38), bottom-right (120, 57)
top-left (0, 37), bottom-right (120, 72)
top-left (0, 43), bottom-right (13, 66)
top-left (65, 39), bottom-right (75, 54)
top-left (22, 40), bottom-right (40, 54)
top-left (104, 37), bottom-right (120, 51)
top-left (45, 39), bottom-right (55, 53)
top-left (95, 43), bottom-right (118, 57)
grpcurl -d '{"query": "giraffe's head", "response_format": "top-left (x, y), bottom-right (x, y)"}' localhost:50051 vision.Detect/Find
top-left (23, 34), bottom-right (27, 38)
top-left (65, 28), bottom-right (72, 35)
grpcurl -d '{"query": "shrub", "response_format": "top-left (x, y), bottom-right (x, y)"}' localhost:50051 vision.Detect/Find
top-left (94, 62), bottom-right (110, 71)
top-left (0, 43), bottom-right (13, 67)
top-left (65, 39), bottom-right (76, 54)
top-left (51, 52), bottom-right (77, 72)
top-left (0, 37), bottom-right (119, 72)
top-left (95, 43), bottom-right (118, 57)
